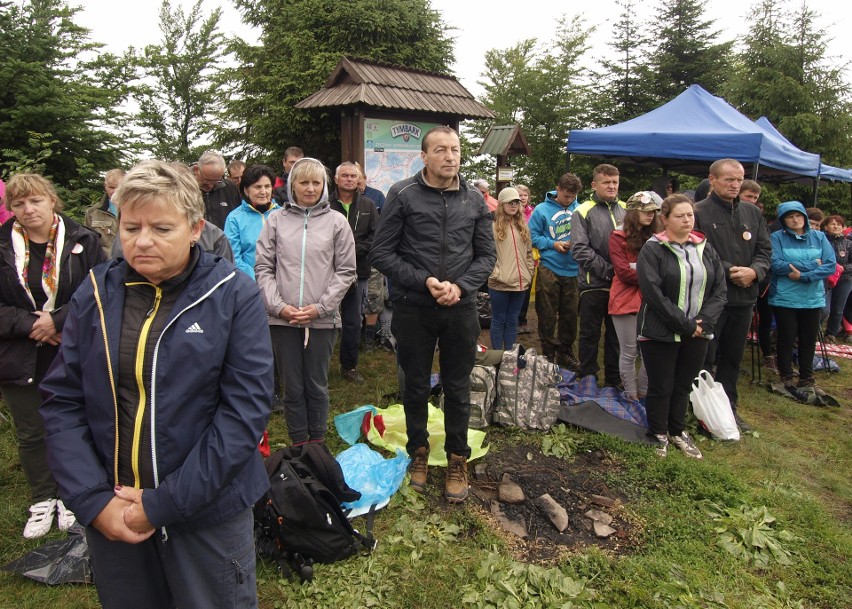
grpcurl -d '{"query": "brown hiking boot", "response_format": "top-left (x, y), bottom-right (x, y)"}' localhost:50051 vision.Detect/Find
top-left (445, 454), bottom-right (469, 503)
top-left (408, 446), bottom-right (429, 493)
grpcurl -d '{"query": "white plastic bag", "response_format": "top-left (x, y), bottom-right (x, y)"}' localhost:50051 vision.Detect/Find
top-left (689, 370), bottom-right (740, 441)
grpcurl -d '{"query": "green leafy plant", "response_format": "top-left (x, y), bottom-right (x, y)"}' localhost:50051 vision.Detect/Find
top-left (653, 566), bottom-right (730, 608)
top-left (541, 426), bottom-right (582, 460)
top-left (460, 551), bottom-right (601, 609)
top-left (759, 481), bottom-right (804, 500)
top-left (749, 581), bottom-right (807, 609)
top-left (384, 513), bottom-right (461, 559)
top-left (702, 502), bottom-right (798, 568)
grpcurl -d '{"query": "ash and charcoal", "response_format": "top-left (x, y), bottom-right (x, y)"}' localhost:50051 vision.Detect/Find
top-left (469, 444), bottom-right (635, 562)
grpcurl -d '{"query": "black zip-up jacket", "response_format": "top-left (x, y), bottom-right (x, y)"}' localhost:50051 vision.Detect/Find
top-left (370, 171), bottom-right (496, 307)
top-left (826, 233), bottom-right (852, 278)
top-left (201, 180), bottom-right (241, 229)
top-left (329, 190), bottom-right (379, 279)
top-left (637, 232), bottom-right (727, 342)
top-left (0, 215), bottom-right (104, 385)
top-left (694, 193), bottom-right (771, 307)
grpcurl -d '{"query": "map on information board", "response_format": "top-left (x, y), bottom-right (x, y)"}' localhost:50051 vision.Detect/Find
top-left (363, 118), bottom-right (441, 195)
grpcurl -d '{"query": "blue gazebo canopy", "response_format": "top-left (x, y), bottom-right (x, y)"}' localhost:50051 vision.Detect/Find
top-left (567, 85), bottom-right (824, 181)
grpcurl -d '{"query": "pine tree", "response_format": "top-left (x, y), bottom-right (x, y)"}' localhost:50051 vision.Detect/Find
top-left (649, 0), bottom-right (733, 102)
top-left (0, 0), bottom-right (132, 213)
top-left (597, 0), bottom-right (656, 123)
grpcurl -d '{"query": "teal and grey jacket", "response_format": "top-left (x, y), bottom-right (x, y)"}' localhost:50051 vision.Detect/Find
top-left (637, 231), bottom-right (727, 342)
top-left (768, 200), bottom-right (836, 310)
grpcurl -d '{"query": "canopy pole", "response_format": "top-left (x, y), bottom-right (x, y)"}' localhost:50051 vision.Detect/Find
top-left (812, 178), bottom-right (819, 206)
top-left (752, 163), bottom-right (760, 180)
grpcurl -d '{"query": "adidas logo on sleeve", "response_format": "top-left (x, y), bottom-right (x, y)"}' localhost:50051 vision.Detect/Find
top-left (185, 322), bottom-right (204, 334)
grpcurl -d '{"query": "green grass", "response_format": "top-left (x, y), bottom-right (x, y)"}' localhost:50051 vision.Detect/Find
top-left (0, 342), bottom-right (849, 609)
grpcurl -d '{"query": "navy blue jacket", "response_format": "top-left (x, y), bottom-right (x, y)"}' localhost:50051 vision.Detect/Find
top-left (39, 251), bottom-right (273, 531)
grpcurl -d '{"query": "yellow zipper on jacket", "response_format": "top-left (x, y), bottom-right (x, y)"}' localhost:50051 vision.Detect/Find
top-left (89, 271), bottom-right (120, 485)
top-left (126, 281), bottom-right (162, 488)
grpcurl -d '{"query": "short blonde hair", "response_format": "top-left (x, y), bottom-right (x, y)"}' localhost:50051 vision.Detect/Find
top-left (114, 160), bottom-right (204, 226)
top-left (104, 168), bottom-right (126, 183)
top-left (5, 173), bottom-right (62, 212)
top-left (286, 158), bottom-right (329, 205)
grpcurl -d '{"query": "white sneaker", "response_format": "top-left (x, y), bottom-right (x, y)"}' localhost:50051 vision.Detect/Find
top-left (56, 499), bottom-right (77, 532)
top-left (23, 499), bottom-right (57, 539)
top-left (671, 432), bottom-right (704, 460)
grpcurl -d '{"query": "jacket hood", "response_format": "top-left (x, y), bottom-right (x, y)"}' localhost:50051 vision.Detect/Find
top-left (651, 230), bottom-right (706, 245)
top-left (543, 190), bottom-right (577, 208)
top-left (776, 200), bottom-right (808, 221)
top-left (239, 199), bottom-right (279, 213)
top-left (776, 200), bottom-right (810, 234)
top-left (285, 157), bottom-right (329, 208)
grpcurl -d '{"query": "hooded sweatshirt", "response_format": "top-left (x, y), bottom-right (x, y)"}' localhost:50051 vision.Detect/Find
top-left (528, 191), bottom-right (579, 277)
top-left (254, 158), bottom-right (356, 329)
top-left (769, 201), bottom-right (836, 309)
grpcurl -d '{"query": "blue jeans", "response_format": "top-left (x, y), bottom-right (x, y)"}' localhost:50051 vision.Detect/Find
top-left (823, 277), bottom-right (852, 336)
top-left (488, 289), bottom-right (526, 350)
top-left (339, 282), bottom-right (362, 370)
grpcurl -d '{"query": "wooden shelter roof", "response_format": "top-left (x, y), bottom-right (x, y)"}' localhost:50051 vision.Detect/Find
top-left (296, 57), bottom-right (494, 120)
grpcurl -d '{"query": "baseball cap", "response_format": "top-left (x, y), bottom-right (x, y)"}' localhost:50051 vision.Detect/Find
top-left (497, 187), bottom-right (521, 204)
top-left (626, 191), bottom-right (663, 212)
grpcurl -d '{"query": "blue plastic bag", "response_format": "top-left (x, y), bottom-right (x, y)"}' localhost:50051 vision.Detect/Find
top-left (333, 405), bottom-right (377, 445)
top-left (336, 443), bottom-right (410, 518)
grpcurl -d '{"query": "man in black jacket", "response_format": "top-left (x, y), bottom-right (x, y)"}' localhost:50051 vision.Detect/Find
top-left (330, 161), bottom-right (379, 384)
top-left (694, 159), bottom-right (771, 430)
top-left (192, 151), bottom-right (240, 229)
top-left (371, 126), bottom-right (495, 503)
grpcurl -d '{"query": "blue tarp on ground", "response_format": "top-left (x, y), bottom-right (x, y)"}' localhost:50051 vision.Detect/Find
top-left (567, 85), bottom-right (823, 179)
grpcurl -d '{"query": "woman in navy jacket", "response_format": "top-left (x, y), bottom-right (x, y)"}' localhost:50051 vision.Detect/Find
top-left (40, 161), bottom-right (273, 609)
top-left (637, 195), bottom-right (727, 459)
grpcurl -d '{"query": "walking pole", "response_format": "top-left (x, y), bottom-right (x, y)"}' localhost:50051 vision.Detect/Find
top-left (816, 325), bottom-right (833, 374)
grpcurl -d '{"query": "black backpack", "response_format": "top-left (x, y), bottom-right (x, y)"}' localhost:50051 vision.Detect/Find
top-left (255, 443), bottom-right (376, 581)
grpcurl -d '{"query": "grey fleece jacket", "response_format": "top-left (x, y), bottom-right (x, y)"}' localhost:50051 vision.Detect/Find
top-left (254, 171), bottom-right (356, 330)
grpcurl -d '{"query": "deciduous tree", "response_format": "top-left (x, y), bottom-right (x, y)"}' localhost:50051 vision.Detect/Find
top-left (133, 0), bottom-right (229, 162)
top-left (469, 15), bottom-right (593, 199)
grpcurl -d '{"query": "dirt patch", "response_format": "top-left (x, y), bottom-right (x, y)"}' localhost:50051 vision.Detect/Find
top-left (463, 444), bottom-right (641, 564)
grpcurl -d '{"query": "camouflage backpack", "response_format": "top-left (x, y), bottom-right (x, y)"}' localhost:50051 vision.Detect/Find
top-left (493, 345), bottom-right (562, 429)
top-left (468, 364), bottom-right (498, 428)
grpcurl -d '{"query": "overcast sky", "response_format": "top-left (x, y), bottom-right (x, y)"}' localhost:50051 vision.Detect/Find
top-left (77, 0), bottom-right (850, 99)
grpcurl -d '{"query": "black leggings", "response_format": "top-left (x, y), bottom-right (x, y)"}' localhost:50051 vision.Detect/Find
top-left (773, 306), bottom-right (821, 383)
top-left (640, 338), bottom-right (709, 437)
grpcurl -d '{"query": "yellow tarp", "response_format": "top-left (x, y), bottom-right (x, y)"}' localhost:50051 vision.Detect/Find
top-left (365, 403), bottom-right (488, 466)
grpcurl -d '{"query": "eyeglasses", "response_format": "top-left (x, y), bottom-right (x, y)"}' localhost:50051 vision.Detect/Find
top-left (504, 201), bottom-right (521, 207)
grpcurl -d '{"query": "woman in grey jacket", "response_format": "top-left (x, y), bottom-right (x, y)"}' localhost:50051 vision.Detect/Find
top-left (255, 158), bottom-right (356, 444)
